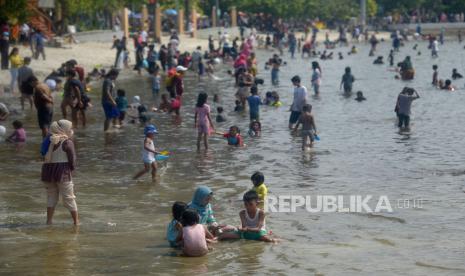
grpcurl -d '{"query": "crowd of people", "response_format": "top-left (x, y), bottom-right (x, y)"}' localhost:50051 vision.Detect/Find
top-left (3, 11), bottom-right (465, 256)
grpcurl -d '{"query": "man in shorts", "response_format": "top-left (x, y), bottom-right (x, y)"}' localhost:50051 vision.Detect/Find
top-left (32, 76), bottom-right (54, 137)
top-left (289, 75), bottom-right (308, 129)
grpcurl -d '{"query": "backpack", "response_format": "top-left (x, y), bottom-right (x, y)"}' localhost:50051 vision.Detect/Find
top-left (165, 68), bottom-right (178, 89)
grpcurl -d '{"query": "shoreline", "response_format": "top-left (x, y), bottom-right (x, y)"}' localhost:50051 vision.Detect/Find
top-left (0, 28), bottom-right (393, 96)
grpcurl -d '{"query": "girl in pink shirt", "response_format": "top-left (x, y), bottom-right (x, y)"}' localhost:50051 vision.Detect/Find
top-left (177, 209), bottom-right (216, 257)
top-left (6, 120), bottom-right (26, 143)
top-left (194, 93), bottom-right (214, 150)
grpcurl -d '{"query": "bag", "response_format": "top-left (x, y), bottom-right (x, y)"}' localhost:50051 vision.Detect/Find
top-left (165, 68), bottom-right (178, 89)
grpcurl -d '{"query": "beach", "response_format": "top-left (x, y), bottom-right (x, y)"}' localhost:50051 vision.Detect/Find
top-left (0, 28), bottom-right (393, 92)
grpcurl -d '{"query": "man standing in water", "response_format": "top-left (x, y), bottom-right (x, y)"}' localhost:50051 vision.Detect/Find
top-left (289, 75), bottom-right (308, 129)
top-left (395, 87), bottom-right (420, 129)
top-left (102, 69), bottom-right (119, 132)
top-left (32, 76), bottom-right (54, 137)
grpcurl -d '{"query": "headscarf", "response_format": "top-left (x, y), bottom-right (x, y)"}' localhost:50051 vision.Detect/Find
top-left (234, 54), bottom-right (247, 69)
top-left (187, 186), bottom-right (215, 225)
top-left (44, 120), bottom-right (73, 163)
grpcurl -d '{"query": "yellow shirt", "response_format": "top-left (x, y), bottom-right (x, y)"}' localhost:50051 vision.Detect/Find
top-left (9, 54), bottom-right (23, 68)
top-left (252, 183), bottom-right (268, 202)
top-left (272, 101), bottom-right (282, 107)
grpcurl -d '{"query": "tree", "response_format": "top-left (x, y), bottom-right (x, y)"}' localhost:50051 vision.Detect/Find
top-left (0, 0), bottom-right (29, 24)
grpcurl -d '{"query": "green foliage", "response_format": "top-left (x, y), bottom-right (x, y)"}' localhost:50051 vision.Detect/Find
top-left (367, 0), bottom-right (378, 17)
top-left (0, 0), bottom-right (29, 23)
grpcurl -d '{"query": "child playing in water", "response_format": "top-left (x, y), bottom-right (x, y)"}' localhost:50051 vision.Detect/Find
top-left (167, 201), bottom-right (187, 247)
top-left (216, 126), bottom-right (244, 147)
top-left (133, 125), bottom-right (161, 180)
top-left (248, 120), bottom-right (261, 137)
top-left (216, 106), bottom-right (226, 123)
top-left (452, 68), bottom-right (463, 80)
top-left (355, 91), bottom-right (367, 102)
top-left (350, 46), bottom-right (358, 54)
top-left (340, 67), bottom-right (355, 94)
top-left (250, 171), bottom-right (268, 205)
top-left (293, 104), bottom-right (317, 150)
top-left (234, 100), bottom-right (244, 112)
top-left (442, 79), bottom-right (455, 91)
top-left (388, 50), bottom-right (394, 66)
top-left (221, 191), bottom-right (276, 242)
top-left (247, 86), bottom-right (262, 121)
top-left (432, 65), bottom-right (438, 86)
top-left (177, 209), bottom-right (216, 257)
top-left (6, 120), bottom-right (26, 143)
top-left (115, 89), bottom-right (128, 125)
top-left (151, 69), bottom-right (161, 98)
top-left (271, 91), bottom-right (282, 107)
top-left (264, 91), bottom-right (274, 105)
top-left (194, 92), bottom-right (214, 150)
top-left (311, 62), bottom-right (322, 95)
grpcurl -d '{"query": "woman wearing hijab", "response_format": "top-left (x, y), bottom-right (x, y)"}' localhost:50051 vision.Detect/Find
top-left (187, 186), bottom-right (236, 236)
top-left (41, 120), bottom-right (79, 225)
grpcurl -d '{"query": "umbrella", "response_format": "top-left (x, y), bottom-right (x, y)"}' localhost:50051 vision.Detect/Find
top-left (164, 9), bottom-right (177, 16)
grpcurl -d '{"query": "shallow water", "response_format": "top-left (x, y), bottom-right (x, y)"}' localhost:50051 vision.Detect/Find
top-left (1, 40), bottom-right (465, 275)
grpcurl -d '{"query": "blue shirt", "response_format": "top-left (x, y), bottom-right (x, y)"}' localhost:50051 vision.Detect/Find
top-left (247, 95), bottom-right (262, 114)
top-left (166, 219), bottom-right (179, 247)
top-left (115, 96), bottom-right (128, 112)
top-left (151, 75), bottom-right (161, 90)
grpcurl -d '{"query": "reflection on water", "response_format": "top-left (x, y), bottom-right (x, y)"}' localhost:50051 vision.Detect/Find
top-left (2, 40), bottom-right (465, 274)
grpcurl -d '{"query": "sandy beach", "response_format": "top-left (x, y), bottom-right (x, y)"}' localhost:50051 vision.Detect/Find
top-left (0, 28), bottom-right (392, 95)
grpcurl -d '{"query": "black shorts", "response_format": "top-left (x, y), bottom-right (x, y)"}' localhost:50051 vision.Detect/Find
top-left (289, 111), bottom-right (301, 124)
top-left (38, 107), bottom-right (53, 129)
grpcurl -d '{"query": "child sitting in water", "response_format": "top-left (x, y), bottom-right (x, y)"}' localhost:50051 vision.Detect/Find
top-left (373, 56), bottom-right (384, 64)
top-left (167, 201), bottom-right (187, 247)
top-left (350, 46), bottom-right (358, 54)
top-left (221, 191), bottom-right (277, 242)
top-left (6, 120), bottom-right (26, 143)
top-left (442, 79), bottom-right (455, 91)
top-left (250, 171), bottom-right (268, 206)
top-left (355, 91), bottom-right (367, 102)
top-left (264, 91), bottom-right (274, 105)
top-left (216, 126), bottom-right (244, 147)
top-left (271, 91), bottom-right (282, 107)
top-left (216, 107), bottom-right (226, 123)
top-left (133, 125), bottom-right (161, 180)
top-left (176, 209), bottom-right (216, 257)
top-left (293, 104), bottom-right (317, 150)
top-left (452, 68), bottom-right (463, 80)
top-left (234, 100), bottom-right (244, 112)
top-left (248, 120), bottom-right (261, 137)
top-left (432, 65), bottom-right (439, 86)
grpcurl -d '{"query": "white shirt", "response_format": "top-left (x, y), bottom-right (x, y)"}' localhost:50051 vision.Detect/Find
top-left (140, 31), bottom-right (148, 42)
top-left (291, 85), bottom-right (308, 112)
top-left (433, 40), bottom-right (439, 51)
top-left (45, 79), bottom-right (57, 91)
top-left (21, 24), bottom-right (30, 34)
